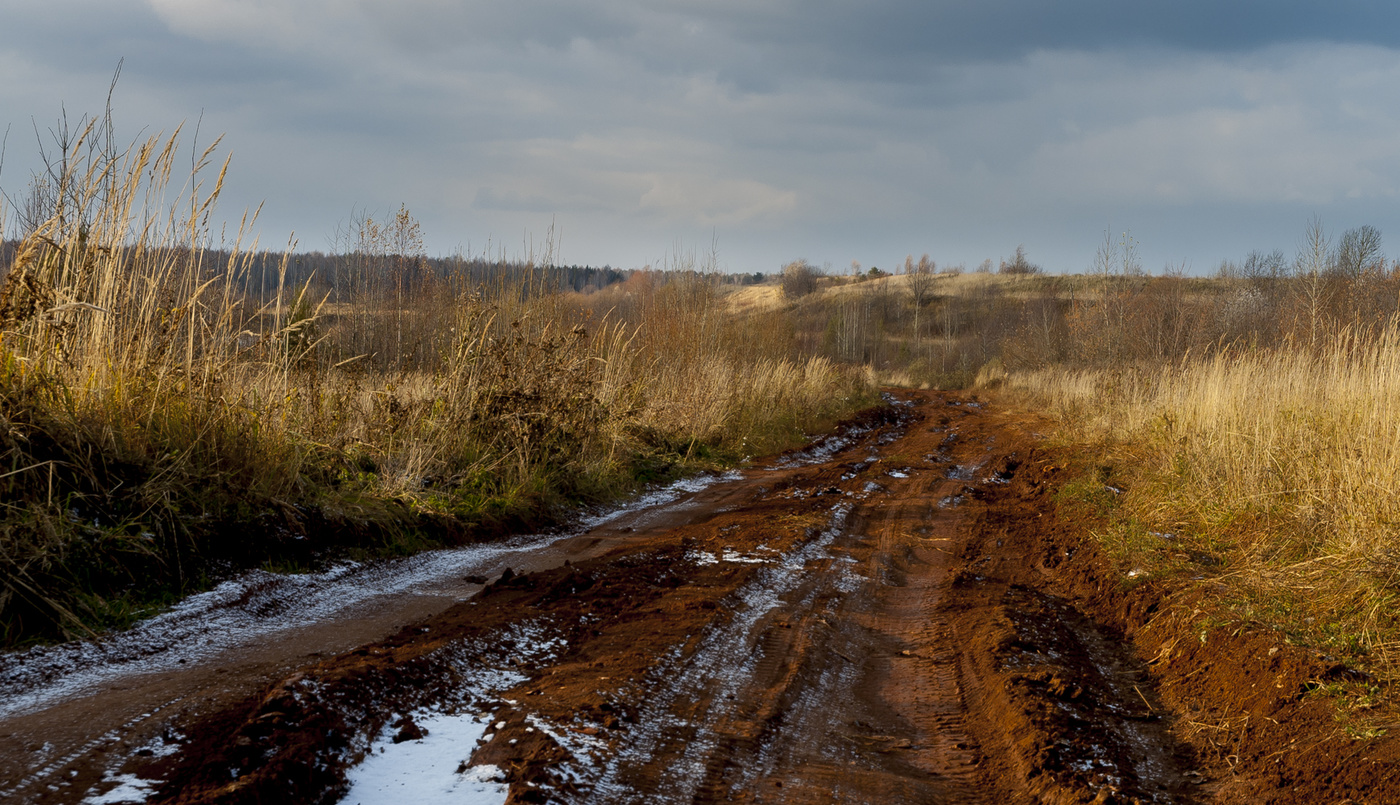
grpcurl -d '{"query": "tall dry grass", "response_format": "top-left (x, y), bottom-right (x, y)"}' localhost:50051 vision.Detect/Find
top-left (0, 124), bottom-right (872, 644)
top-left (1002, 331), bottom-right (1400, 677)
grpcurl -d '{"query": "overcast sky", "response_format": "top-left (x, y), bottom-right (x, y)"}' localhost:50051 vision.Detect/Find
top-left (4, 1), bottom-right (1400, 274)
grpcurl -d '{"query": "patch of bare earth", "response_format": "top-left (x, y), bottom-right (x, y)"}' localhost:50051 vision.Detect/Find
top-left (8, 392), bottom-right (1397, 804)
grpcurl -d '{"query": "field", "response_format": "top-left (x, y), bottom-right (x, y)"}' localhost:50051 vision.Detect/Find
top-left (2, 124), bottom-right (1399, 803)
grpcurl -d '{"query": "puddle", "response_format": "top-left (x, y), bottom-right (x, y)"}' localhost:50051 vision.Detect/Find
top-left (946, 463), bottom-right (980, 481)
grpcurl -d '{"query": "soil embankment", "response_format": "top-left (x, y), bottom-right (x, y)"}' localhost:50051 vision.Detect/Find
top-left (4, 392), bottom-right (1396, 803)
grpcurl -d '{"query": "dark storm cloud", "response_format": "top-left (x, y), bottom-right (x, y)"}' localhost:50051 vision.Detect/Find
top-left (713, 0), bottom-right (1400, 60)
top-left (385, 1), bottom-right (1400, 84)
top-left (350, 1), bottom-right (1400, 61)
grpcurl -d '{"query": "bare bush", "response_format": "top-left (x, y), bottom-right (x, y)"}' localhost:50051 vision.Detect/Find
top-left (999, 245), bottom-right (1041, 275)
top-left (781, 259), bottom-right (821, 298)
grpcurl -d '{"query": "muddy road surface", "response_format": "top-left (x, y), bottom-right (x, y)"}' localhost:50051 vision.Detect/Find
top-left (2, 392), bottom-right (1205, 804)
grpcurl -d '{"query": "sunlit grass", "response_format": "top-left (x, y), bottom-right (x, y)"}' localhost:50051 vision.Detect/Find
top-left (1003, 331), bottom-right (1400, 679)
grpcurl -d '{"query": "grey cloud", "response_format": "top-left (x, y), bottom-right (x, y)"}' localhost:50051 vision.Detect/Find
top-left (696, 1), bottom-right (1400, 65)
top-left (472, 185), bottom-right (623, 214)
top-left (339, 0), bottom-right (1400, 89)
top-left (5, 1), bottom-right (1400, 277)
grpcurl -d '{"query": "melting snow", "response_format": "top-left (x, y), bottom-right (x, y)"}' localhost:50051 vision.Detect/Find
top-left (527, 714), bottom-right (608, 761)
top-left (83, 773), bottom-right (158, 805)
top-left (341, 711), bottom-right (507, 805)
top-left (686, 549), bottom-right (772, 566)
top-left (335, 619), bottom-right (572, 805)
top-left (762, 393), bottom-right (912, 471)
top-left (0, 473), bottom-right (735, 719)
top-left (686, 550), bottom-right (720, 566)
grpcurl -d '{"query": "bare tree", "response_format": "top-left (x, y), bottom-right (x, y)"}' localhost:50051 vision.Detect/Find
top-left (1241, 249), bottom-right (1287, 282)
top-left (903, 253), bottom-right (937, 350)
top-left (1083, 230), bottom-right (1143, 364)
top-left (1333, 225), bottom-right (1383, 278)
top-left (1294, 216), bottom-right (1332, 348)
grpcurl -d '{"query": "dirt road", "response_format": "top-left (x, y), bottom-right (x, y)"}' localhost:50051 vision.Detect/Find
top-left (8, 391), bottom-right (1389, 804)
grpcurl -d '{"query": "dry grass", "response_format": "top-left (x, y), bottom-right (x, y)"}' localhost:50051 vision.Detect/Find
top-left (721, 284), bottom-right (783, 315)
top-left (1001, 331), bottom-right (1400, 678)
top-left (0, 124), bottom-right (874, 644)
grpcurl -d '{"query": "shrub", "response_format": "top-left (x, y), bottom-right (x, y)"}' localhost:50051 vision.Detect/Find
top-left (780, 260), bottom-right (821, 298)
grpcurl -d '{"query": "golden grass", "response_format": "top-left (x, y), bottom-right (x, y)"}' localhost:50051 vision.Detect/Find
top-left (721, 283), bottom-right (784, 315)
top-left (1002, 332), bottom-right (1400, 676)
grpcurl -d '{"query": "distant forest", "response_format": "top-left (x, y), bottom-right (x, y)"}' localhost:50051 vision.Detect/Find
top-left (0, 240), bottom-right (768, 300)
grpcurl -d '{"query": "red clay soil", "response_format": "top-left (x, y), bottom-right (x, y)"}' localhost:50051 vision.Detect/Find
top-left (15, 392), bottom-right (1400, 804)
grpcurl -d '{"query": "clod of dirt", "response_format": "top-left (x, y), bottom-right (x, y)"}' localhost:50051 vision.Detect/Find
top-left (391, 715), bottom-right (427, 743)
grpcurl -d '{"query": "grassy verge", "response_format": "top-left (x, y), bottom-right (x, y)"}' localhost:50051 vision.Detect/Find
top-left (0, 126), bottom-right (874, 647)
top-left (998, 333), bottom-right (1400, 688)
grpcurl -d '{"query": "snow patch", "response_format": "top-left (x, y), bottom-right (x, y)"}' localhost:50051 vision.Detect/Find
top-left (686, 550), bottom-right (719, 566)
top-left (83, 773), bottom-right (158, 804)
top-left (526, 714), bottom-right (608, 762)
top-left (687, 549), bottom-right (773, 566)
top-left (341, 711), bottom-right (507, 805)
